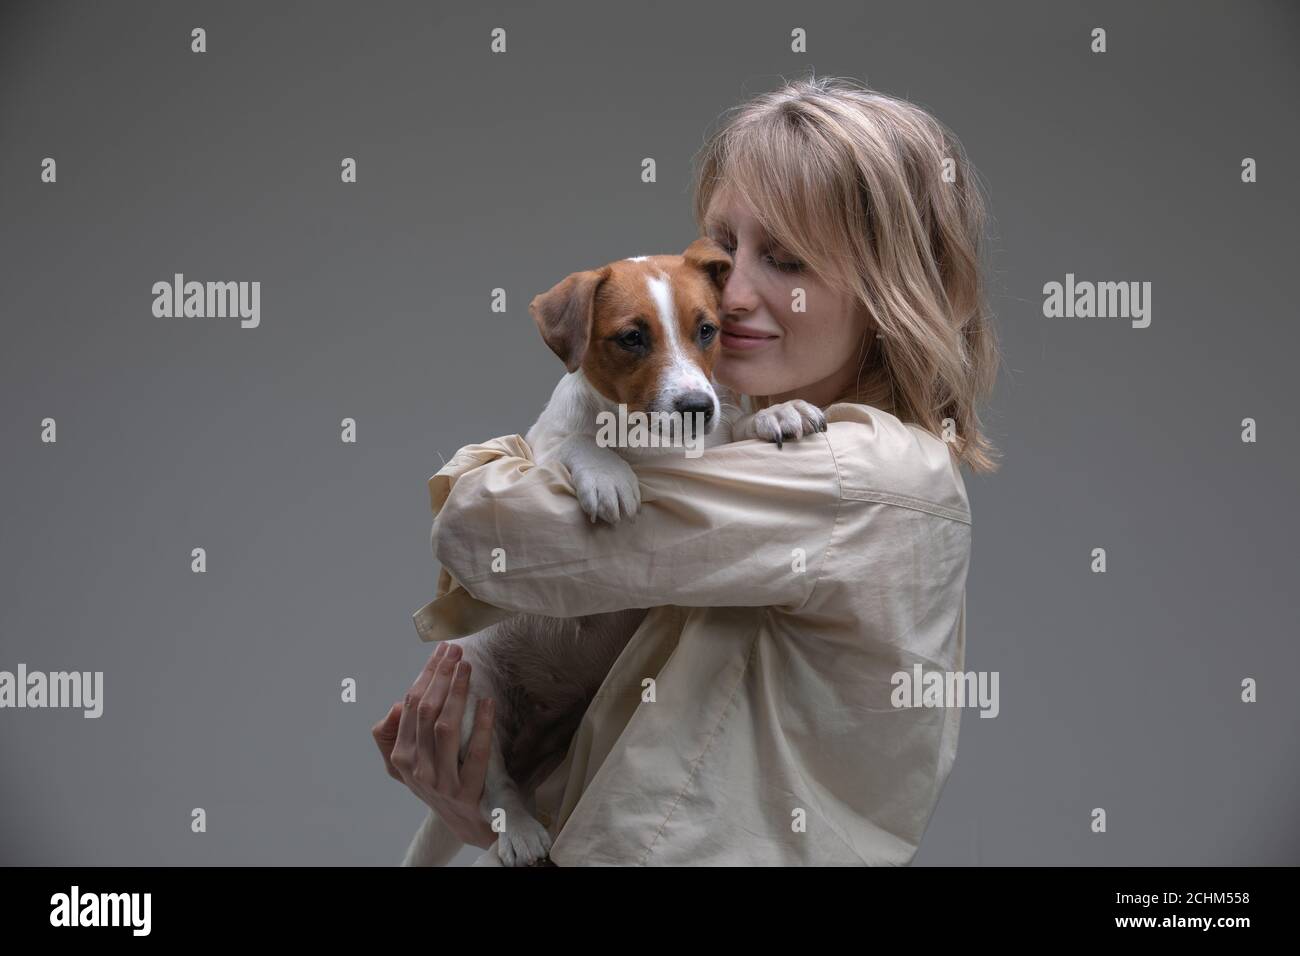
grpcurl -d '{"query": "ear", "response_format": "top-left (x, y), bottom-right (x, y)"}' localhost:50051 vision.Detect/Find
top-left (682, 236), bottom-right (733, 292)
top-left (529, 266), bottom-right (611, 373)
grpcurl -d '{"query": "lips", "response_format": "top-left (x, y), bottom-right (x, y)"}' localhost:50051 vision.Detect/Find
top-left (721, 326), bottom-right (779, 351)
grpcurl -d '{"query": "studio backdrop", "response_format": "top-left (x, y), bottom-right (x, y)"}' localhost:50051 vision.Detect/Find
top-left (1, 0), bottom-right (1296, 865)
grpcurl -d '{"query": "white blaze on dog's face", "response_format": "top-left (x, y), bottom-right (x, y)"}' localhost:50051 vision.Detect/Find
top-left (529, 237), bottom-right (733, 433)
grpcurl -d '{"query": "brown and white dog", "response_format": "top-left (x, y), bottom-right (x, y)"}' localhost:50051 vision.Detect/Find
top-left (404, 237), bottom-right (826, 867)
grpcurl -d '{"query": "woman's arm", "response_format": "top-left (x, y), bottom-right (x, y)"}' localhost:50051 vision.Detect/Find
top-left (426, 429), bottom-right (844, 619)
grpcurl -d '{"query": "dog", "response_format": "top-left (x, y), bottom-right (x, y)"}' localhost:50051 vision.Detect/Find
top-left (410, 237), bottom-right (827, 866)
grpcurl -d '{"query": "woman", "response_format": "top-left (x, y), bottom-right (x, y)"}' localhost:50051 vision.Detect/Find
top-left (375, 73), bottom-right (1000, 865)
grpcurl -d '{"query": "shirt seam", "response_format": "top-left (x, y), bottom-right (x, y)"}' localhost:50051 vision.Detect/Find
top-left (794, 431), bottom-right (846, 615)
top-left (636, 628), bottom-right (757, 865)
top-left (838, 485), bottom-right (971, 525)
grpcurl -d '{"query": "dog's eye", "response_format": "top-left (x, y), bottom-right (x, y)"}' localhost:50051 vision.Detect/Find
top-left (699, 323), bottom-right (718, 343)
top-left (616, 329), bottom-right (645, 350)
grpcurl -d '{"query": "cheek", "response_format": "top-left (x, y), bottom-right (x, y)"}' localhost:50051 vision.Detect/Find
top-left (788, 287), bottom-right (864, 350)
top-left (715, 283), bottom-right (864, 393)
top-left (585, 360), bottom-right (636, 407)
top-left (778, 329), bottom-right (840, 381)
top-left (696, 339), bottom-right (723, 378)
top-left (619, 360), bottom-right (667, 411)
top-left (765, 298), bottom-right (865, 379)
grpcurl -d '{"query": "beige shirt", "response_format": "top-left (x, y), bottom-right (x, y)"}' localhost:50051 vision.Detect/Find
top-left (407, 401), bottom-right (972, 866)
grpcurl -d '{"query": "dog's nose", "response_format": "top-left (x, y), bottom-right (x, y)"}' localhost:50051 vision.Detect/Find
top-left (673, 391), bottom-right (715, 424)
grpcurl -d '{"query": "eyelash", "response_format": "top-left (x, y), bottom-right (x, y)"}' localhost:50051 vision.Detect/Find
top-left (712, 235), bottom-right (804, 273)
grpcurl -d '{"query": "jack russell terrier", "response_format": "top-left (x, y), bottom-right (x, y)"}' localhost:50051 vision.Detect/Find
top-left (409, 237), bottom-right (827, 866)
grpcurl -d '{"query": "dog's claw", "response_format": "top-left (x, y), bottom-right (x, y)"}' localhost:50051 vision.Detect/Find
top-left (750, 400), bottom-right (824, 448)
top-left (498, 813), bottom-right (554, 867)
top-left (573, 453), bottom-right (641, 525)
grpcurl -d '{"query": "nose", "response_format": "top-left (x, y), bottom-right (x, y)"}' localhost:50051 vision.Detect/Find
top-left (673, 391), bottom-right (715, 425)
top-left (719, 252), bottom-right (758, 317)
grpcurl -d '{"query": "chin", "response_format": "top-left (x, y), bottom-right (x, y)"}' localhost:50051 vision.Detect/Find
top-left (716, 358), bottom-right (764, 392)
top-left (717, 361), bottom-right (784, 399)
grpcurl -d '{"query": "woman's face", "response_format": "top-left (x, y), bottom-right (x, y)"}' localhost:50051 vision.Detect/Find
top-left (703, 187), bottom-right (871, 407)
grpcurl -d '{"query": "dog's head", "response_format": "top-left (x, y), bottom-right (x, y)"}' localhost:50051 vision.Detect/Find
top-left (529, 237), bottom-right (733, 432)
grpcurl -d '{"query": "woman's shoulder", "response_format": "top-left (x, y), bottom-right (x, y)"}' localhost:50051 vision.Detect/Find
top-left (821, 402), bottom-right (971, 524)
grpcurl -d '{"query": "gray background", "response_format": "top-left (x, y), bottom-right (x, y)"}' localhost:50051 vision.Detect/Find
top-left (1, 0), bottom-right (1296, 866)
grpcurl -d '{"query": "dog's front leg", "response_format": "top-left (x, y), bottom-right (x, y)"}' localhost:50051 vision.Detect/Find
top-left (552, 433), bottom-right (641, 524)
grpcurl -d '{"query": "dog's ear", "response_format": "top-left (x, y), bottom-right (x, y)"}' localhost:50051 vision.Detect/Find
top-left (530, 266), bottom-right (611, 373)
top-left (682, 236), bottom-right (732, 293)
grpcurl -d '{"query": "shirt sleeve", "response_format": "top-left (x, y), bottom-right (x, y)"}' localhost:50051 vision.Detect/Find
top-left (422, 430), bottom-right (844, 621)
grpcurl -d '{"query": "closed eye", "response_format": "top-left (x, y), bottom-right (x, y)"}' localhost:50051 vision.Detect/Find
top-left (710, 233), bottom-right (804, 273)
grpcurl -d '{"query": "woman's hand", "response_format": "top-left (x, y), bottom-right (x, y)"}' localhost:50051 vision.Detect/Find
top-left (372, 642), bottom-right (499, 851)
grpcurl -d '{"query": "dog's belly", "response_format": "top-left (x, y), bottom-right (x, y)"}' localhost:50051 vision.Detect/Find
top-left (453, 607), bottom-right (650, 794)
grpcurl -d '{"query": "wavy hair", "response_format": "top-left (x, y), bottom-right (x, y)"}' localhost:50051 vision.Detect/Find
top-left (691, 73), bottom-right (1001, 472)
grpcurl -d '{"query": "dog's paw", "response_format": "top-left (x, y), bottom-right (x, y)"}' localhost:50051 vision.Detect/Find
top-left (746, 400), bottom-right (827, 448)
top-left (572, 456), bottom-right (641, 524)
top-left (496, 812), bottom-right (553, 867)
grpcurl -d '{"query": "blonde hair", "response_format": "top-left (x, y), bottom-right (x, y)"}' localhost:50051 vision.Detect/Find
top-left (691, 73), bottom-right (1001, 473)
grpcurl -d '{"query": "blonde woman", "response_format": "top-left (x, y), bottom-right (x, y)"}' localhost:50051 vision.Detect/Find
top-left (377, 73), bottom-right (1000, 866)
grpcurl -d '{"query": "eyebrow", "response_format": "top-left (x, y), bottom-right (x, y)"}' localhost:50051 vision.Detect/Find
top-left (706, 218), bottom-right (791, 254)
top-left (705, 216), bottom-right (766, 239)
